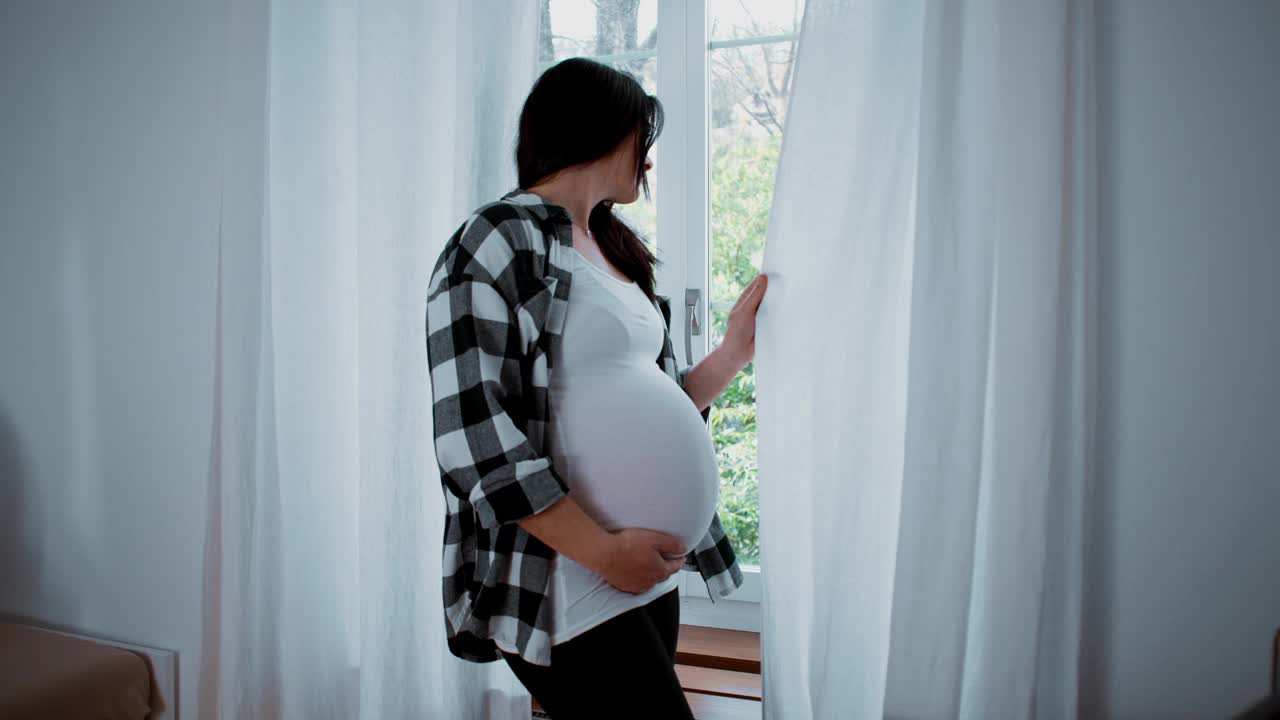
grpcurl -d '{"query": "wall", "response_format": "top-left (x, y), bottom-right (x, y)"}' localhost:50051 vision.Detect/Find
top-left (1085, 1), bottom-right (1280, 717)
top-left (0, 2), bottom-right (261, 716)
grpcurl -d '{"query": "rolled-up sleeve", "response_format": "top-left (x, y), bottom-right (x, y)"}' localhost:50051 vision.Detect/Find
top-left (426, 215), bottom-right (569, 529)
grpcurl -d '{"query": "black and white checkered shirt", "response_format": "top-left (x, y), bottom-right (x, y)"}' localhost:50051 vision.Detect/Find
top-left (425, 188), bottom-right (745, 666)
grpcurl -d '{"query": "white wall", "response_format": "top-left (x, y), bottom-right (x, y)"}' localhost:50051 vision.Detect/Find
top-left (0, 2), bottom-right (261, 717)
top-left (1084, 1), bottom-right (1280, 718)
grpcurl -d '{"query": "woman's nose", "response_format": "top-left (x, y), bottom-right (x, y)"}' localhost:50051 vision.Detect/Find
top-left (643, 156), bottom-right (654, 172)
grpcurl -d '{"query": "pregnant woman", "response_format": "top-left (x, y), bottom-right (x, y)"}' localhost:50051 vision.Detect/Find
top-left (426, 57), bottom-right (767, 719)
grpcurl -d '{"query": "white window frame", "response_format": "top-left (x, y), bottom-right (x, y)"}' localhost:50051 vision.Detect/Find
top-left (656, 0), bottom-right (762, 634)
top-left (540, 0), bottom-right (797, 634)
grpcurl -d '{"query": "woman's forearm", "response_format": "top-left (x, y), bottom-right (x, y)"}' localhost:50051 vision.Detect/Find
top-left (516, 495), bottom-right (617, 573)
top-left (681, 345), bottom-right (748, 413)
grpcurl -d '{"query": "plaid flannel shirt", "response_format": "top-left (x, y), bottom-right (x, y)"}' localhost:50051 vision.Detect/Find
top-left (425, 188), bottom-right (744, 666)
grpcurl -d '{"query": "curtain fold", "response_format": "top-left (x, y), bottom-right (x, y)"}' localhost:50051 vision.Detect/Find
top-left (201, 1), bottom-right (540, 717)
top-left (757, 1), bottom-right (1097, 718)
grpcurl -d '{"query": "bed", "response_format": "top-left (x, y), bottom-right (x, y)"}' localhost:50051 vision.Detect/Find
top-left (0, 622), bottom-right (169, 720)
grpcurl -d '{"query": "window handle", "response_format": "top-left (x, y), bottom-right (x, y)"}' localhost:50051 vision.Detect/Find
top-left (684, 288), bottom-right (701, 366)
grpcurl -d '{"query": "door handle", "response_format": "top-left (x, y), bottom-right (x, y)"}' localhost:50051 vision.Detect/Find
top-left (684, 288), bottom-right (701, 366)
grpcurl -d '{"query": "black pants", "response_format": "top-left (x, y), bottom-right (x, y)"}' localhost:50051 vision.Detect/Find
top-left (500, 587), bottom-right (694, 720)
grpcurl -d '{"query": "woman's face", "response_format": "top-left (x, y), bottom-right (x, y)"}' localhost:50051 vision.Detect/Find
top-left (604, 131), bottom-right (654, 204)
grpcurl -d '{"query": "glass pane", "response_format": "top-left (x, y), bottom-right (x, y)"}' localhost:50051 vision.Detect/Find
top-left (710, 307), bottom-right (760, 566)
top-left (540, 0), bottom-right (658, 63)
top-left (708, 34), bottom-right (801, 568)
top-left (710, 0), bottom-right (806, 42)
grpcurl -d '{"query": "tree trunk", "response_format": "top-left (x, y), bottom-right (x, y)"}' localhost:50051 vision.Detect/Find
top-left (539, 0), bottom-right (554, 62)
top-left (595, 0), bottom-right (641, 56)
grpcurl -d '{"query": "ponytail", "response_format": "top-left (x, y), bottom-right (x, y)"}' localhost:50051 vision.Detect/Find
top-left (588, 203), bottom-right (658, 303)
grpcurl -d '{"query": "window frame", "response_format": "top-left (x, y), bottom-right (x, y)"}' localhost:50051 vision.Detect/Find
top-left (659, 0), bottom-right (773, 632)
top-left (539, 0), bottom-right (799, 633)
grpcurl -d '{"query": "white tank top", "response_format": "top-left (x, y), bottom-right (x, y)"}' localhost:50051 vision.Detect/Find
top-left (546, 246), bottom-right (721, 646)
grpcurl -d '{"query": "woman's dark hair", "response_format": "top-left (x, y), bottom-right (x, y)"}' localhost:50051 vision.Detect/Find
top-left (516, 57), bottom-right (664, 302)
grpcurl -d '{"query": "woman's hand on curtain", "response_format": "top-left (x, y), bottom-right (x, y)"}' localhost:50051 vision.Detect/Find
top-left (681, 273), bottom-right (768, 412)
top-left (722, 273), bottom-right (768, 367)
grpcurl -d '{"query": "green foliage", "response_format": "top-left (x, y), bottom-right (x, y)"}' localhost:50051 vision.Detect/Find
top-left (710, 132), bottom-right (780, 305)
top-left (711, 356), bottom-right (760, 566)
top-left (708, 129), bottom-right (783, 567)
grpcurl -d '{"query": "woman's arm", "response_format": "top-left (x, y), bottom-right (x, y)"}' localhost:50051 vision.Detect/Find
top-left (681, 345), bottom-right (749, 414)
top-left (426, 216), bottom-right (570, 530)
top-left (516, 496), bottom-right (616, 570)
top-left (681, 273), bottom-right (768, 413)
top-left (517, 497), bottom-right (688, 594)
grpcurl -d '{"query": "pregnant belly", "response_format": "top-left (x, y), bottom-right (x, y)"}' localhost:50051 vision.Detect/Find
top-left (549, 365), bottom-right (720, 551)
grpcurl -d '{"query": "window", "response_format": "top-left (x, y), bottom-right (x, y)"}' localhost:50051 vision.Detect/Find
top-left (708, 0), bottom-right (801, 572)
top-left (539, 0), bottom-right (803, 632)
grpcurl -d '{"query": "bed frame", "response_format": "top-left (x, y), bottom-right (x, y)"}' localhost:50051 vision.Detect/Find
top-left (9, 621), bottom-right (178, 720)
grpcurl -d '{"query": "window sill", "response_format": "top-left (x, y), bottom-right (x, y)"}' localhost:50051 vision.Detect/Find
top-left (676, 625), bottom-right (762, 718)
top-left (675, 624), bottom-right (760, 675)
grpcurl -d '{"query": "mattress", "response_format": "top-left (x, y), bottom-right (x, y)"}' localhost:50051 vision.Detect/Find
top-left (0, 622), bottom-right (152, 720)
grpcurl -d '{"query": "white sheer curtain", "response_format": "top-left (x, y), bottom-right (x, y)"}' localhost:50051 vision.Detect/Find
top-left (756, 1), bottom-right (1096, 718)
top-left (200, 1), bottom-right (540, 717)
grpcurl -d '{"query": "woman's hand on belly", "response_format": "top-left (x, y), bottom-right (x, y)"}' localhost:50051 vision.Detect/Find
top-left (588, 527), bottom-right (688, 594)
